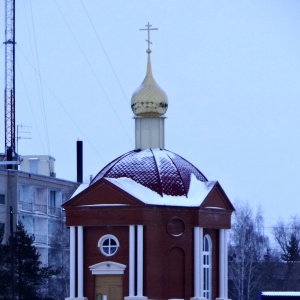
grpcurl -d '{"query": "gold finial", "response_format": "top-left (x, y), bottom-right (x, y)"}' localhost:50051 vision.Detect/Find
top-left (140, 22), bottom-right (158, 54)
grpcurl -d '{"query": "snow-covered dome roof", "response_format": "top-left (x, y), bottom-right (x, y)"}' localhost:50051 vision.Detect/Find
top-left (131, 54), bottom-right (168, 117)
top-left (90, 148), bottom-right (207, 197)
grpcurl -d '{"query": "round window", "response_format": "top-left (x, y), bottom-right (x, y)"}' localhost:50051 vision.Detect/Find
top-left (167, 217), bottom-right (185, 237)
top-left (98, 235), bottom-right (119, 256)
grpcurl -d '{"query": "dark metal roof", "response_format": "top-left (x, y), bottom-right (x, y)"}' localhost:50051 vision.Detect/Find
top-left (90, 148), bottom-right (207, 197)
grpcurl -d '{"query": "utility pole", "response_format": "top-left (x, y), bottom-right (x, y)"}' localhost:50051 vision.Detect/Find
top-left (4, 0), bottom-right (17, 169)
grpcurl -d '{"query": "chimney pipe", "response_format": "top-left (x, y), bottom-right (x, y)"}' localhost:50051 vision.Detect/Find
top-left (76, 140), bottom-right (83, 183)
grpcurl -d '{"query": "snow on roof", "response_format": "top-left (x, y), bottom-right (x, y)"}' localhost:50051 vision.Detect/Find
top-left (262, 292), bottom-right (300, 296)
top-left (71, 183), bottom-right (89, 198)
top-left (79, 204), bottom-right (129, 207)
top-left (91, 148), bottom-right (208, 198)
top-left (106, 174), bottom-right (216, 207)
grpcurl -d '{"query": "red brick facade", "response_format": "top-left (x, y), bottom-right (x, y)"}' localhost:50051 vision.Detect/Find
top-left (63, 178), bottom-right (234, 300)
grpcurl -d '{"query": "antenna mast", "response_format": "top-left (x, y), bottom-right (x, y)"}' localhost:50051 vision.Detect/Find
top-left (4, 0), bottom-right (17, 168)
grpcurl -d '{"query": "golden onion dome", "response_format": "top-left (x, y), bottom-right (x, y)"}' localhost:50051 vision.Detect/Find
top-left (131, 54), bottom-right (168, 117)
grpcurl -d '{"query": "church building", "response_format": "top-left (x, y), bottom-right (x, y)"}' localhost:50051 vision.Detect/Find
top-left (63, 24), bottom-right (234, 300)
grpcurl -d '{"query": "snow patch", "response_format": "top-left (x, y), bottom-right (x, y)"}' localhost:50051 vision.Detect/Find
top-left (71, 183), bottom-right (88, 198)
top-left (106, 174), bottom-right (216, 207)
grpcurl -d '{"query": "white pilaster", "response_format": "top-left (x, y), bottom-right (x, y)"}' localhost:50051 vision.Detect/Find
top-left (129, 225), bottom-right (135, 296)
top-left (66, 226), bottom-right (87, 300)
top-left (78, 226), bottom-right (84, 298)
top-left (195, 227), bottom-right (200, 297)
top-left (137, 225), bottom-right (144, 297)
top-left (77, 226), bottom-right (87, 300)
top-left (224, 230), bottom-right (228, 297)
top-left (70, 226), bottom-right (76, 298)
top-left (216, 229), bottom-right (230, 300)
top-left (125, 225), bottom-right (147, 300)
top-left (191, 227), bottom-right (206, 300)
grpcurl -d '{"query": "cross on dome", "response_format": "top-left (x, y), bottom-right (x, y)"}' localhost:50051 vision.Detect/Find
top-left (131, 22), bottom-right (168, 118)
top-left (140, 22), bottom-right (158, 54)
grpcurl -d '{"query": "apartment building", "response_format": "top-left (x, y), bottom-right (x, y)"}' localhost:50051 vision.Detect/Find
top-left (0, 154), bottom-right (79, 298)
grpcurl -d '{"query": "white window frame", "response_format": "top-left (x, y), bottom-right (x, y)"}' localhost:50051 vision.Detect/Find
top-left (203, 234), bottom-right (212, 300)
top-left (98, 234), bottom-right (119, 257)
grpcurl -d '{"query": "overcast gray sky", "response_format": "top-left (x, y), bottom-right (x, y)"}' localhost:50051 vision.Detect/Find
top-left (1, 1), bottom-right (300, 233)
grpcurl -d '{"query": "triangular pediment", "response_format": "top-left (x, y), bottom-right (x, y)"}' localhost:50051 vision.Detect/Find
top-left (200, 181), bottom-right (235, 211)
top-left (89, 261), bottom-right (126, 275)
top-left (63, 178), bottom-right (144, 208)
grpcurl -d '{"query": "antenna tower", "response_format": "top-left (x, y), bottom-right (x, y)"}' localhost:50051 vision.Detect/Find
top-left (4, 0), bottom-right (16, 168)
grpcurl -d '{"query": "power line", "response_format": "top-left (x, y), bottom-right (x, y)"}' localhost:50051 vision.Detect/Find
top-left (80, 0), bottom-right (130, 106)
top-left (27, 0), bottom-right (51, 155)
top-left (16, 45), bottom-right (106, 164)
top-left (54, 0), bottom-right (133, 146)
top-left (16, 58), bottom-right (45, 153)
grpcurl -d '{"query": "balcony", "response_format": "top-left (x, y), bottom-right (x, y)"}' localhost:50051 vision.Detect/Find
top-left (48, 207), bottom-right (61, 217)
top-left (34, 204), bottom-right (47, 214)
top-left (21, 202), bottom-right (32, 212)
top-left (19, 202), bottom-right (62, 217)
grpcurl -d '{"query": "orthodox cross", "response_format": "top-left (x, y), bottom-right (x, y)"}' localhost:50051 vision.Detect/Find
top-left (140, 22), bottom-right (158, 54)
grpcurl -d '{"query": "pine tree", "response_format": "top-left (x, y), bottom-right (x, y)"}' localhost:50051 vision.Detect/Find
top-left (274, 217), bottom-right (300, 291)
top-left (282, 233), bottom-right (300, 264)
top-left (0, 229), bottom-right (10, 297)
top-left (281, 233), bottom-right (300, 289)
top-left (0, 222), bottom-right (55, 300)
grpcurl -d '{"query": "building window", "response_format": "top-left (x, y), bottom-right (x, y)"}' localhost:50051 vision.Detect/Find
top-left (29, 158), bottom-right (39, 174)
top-left (203, 234), bottom-right (212, 300)
top-left (98, 235), bottom-right (119, 257)
top-left (0, 194), bottom-right (5, 205)
top-left (49, 191), bottom-right (56, 214)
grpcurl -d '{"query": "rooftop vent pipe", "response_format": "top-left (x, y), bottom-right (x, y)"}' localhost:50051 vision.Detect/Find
top-left (76, 140), bottom-right (83, 183)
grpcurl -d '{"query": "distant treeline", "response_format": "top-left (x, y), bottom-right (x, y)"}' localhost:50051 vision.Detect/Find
top-left (228, 202), bottom-right (300, 300)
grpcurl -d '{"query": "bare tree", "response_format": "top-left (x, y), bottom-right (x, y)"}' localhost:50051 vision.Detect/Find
top-left (47, 218), bottom-right (70, 300)
top-left (273, 216), bottom-right (300, 290)
top-left (228, 203), bottom-right (277, 300)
